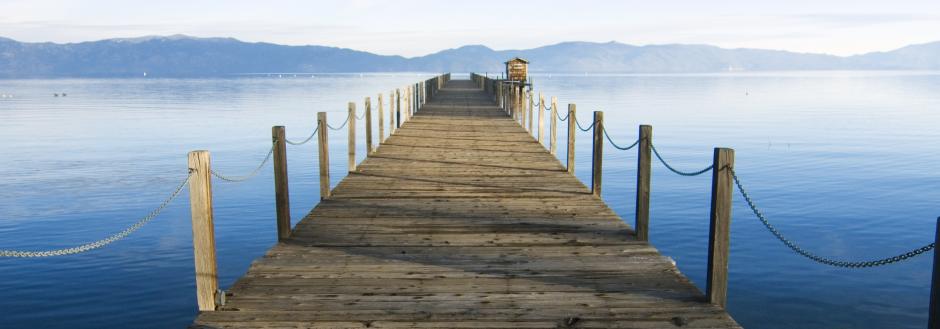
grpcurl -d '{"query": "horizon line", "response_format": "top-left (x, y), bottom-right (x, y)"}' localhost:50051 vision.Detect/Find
top-left (2, 34), bottom-right (934, 59)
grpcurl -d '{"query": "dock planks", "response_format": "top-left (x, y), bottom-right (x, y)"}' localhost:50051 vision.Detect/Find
top-left (192, 80), bottom-right (741, 329)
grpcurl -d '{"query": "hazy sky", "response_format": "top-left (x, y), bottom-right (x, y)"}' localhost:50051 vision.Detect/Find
top-left (1, 0), bottom-right (939, 57)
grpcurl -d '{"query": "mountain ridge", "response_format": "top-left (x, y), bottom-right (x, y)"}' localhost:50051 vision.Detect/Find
top-left (1, 35), bottom-right (939, 77)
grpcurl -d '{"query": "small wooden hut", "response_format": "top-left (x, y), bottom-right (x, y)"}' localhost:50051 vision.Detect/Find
top-left (504, 57), bottom-right (528, 82)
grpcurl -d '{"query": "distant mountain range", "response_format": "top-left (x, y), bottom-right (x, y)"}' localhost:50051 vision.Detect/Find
top-left (2, 35), bottom-right (940, 77)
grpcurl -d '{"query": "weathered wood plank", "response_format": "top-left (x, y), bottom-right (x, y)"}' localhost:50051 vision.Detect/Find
top-left (192, 79), bottom-right (740, 329)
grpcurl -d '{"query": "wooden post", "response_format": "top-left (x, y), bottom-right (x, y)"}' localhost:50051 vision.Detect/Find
top-left (187, 150), bottom-right (218, 311)
top-left (365, 97), bottom-right (373, 155)
top-left (929, 217), bottom-right (940, 329)
top-left (538, 93), bottom-right (545, 145)
top-left (407, 85), bottom-right (413, 119)
top-left (550, 97), bottom-right (558, 155)
top-left (347, 102), bottom-right (356, 172)
top-left (591, 111), bottom-right (604, 196)
top-left (317, 112), bottom-right (330, 200)
top-left (396, 89), bottom-right (401, 129)
top-left (509, 86), bottom-right (514, 117)
top-left (518, 87), bottom-right (524, 124)
top-left (497, 83), bottom-right (503, 111)
top-left (272, 126), bottom-right (290, 241)
top-left (390, 90), bottom-right (396, 133)
top-left (635, 125), bottom-right (652, 242)
top-left (406, 85), bottom-right (412, 121)
top-left (707, 147), bottom-right (735, 308)
top-left (567, 104), bottom-right (576, 174)
top-left (528, 90), bottom-right (534, 133)
top-left (378, 93), bottom-right (384, 144)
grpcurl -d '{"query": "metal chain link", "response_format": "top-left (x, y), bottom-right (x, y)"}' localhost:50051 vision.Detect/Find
top-left (1, 174), bottom-right (191, 257)
top-left (286, 126), bottom-right (319, 146)
top-left (732, 170), bottom-right (935, 268)
top-left (603, 127), bottom-right (640, 151)
top-left (574, 116), bottom-right (596, 132)
top-left (327, 114), bottom-right (350, 131)
top-left (210, 144), bottom-right (275, 182)
top-left (650, 144), bottom-right (713, 176)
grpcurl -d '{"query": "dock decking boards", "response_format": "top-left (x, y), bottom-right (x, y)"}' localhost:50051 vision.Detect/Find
top-left (191, 80), bottom-right (742, 329)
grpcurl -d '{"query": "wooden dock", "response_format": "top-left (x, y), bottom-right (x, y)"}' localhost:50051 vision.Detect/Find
top-left (192, 79), bottom-right (741, 328)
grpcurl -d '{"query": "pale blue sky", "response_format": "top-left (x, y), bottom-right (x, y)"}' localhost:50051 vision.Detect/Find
top-left (1, 0), bottom-right (938, 57)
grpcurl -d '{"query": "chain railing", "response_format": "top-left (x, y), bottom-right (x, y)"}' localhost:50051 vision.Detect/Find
top-left (327, 114), bottom-right (350, 130)
top-left (475, 72), bottom-right (940, 315)
top-left (732, 170), bottom-right (935, 268)
top-left (650, 144), bottom-right (713, 176)
top-left (574, 116), bottom-right (595, 132)
top-left (1, 174), bottom-right (191, 257)
top-left (209, 144), bottom-right (275, 182)
top-left (285, 126), bottom-right (319, 146)
top-left (604, 128), bottom-right (640, 151)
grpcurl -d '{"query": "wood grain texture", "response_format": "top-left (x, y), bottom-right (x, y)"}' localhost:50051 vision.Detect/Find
top-left (378, 94), bottom-right (385, 144)
top-left (188, 150), bottom-right (218, 311)
top-left (930, 217), bottom-right (940, 329)
top-left (272, 126), bottom-right (291, 241)
top-left (349, 102), bottom-right (357, 172)
top-left (635, 125), bottom-right (652, 242)
top-left (192, 80), bottom-right (740, 329)
top-left (550, 96), bottom-right (558, 156)
top-left (707, 148), bottom-right (734, 308)
top-left (538, 92), bottom-right (544, 144)
top-left (366, 97), bottom-right (374, 155)
top-left (317, 112), bottom-right (331, 200)
top-left (567, 104), bottom-right (576, 174)
top-left (591, 111), bottom-right (604, 197)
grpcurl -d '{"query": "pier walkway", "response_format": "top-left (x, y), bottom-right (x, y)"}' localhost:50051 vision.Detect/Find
top-left (191, 79), bottom-right (741, 328)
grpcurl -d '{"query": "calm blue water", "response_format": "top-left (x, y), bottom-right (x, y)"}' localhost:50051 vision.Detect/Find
top-left (1, 72), bottom-right (938, 328)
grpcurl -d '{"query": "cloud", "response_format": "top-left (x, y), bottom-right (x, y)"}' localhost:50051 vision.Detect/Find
top-left (787, 13), bottom-right (940, 28)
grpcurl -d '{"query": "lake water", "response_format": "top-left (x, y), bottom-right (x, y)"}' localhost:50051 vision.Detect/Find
top-left (1, 72), bottom-right (938, 328)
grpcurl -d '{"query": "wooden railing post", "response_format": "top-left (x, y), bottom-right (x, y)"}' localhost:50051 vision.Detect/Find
top-left (929, 217), bottom-right (940, 329)
top-left (511, 86), bottom-right (515, 118)
top-left (498, 83), bottom-right (503, 111)
top-left (347, 102), bottom-right (356, 172)
top-left (567, 104), bottom-right (576, 174)
top-left (635, 125), bottom-right (652, 241)
top-left (390, 90), bottom-right (396, 133)
top-left (187, 150), bottom-right (218, 311)
top-left (317, 112), bottom-right (331, 200)
top-left (365, 97), bottom-right (373, 155)
top-left (538, 93), bottom-right (545, 145)
top-left (272, 126), bottom-right (290, 241)
top-left (395, 89), bottom-right (401, 129)
top-left (550, 96), bottom-right (558, 155)
top-left (518, 87), bottom-right (524, 124)
top-left (378, 93), bottom-right (384, 144)
top-left (527, 90), bottom-right (534, 133)
top-left (707, 147), bottom-right (735, 308)
top-left (591, 111), bottom-right (604, 196)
